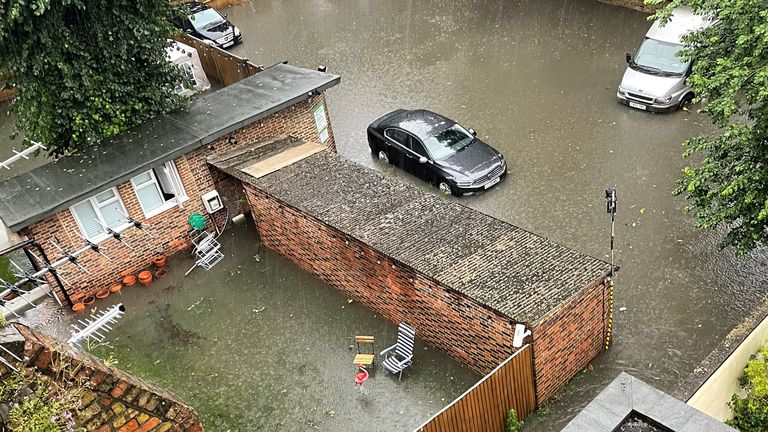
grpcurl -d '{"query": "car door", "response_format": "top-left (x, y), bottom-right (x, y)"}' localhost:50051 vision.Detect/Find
top-left (408, 136), bottom-right (435, 183)
top-left (383, 128), bottom-right (409, 169)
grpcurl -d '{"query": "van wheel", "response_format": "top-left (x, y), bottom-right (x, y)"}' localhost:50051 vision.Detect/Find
top-left (679, 93), bottom-right (694, 110)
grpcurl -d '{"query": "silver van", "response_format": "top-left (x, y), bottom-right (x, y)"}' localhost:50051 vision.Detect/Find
top-left (617, 7), bottom-right (707, 113)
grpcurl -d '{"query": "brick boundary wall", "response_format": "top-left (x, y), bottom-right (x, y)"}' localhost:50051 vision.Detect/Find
top-left (3, 324), bottom-right (202, 432)
top-left (20, 93), bottom-right (334, 303)
top-left (531, 278), bottom-right (609, 403)
top-left (243, 184), bottom-right (521, 375)
top-left (242, 180), bottom-right (610, 404)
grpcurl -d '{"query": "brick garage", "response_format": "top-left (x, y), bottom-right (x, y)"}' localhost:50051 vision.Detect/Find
top-left (0, 64), bottom-right (339, 304)
top-left (216, 149), bottom-right (612, 403)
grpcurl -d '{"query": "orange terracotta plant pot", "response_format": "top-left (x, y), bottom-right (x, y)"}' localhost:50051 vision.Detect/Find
top-left (82, 295), bottom-right (96, 306)
top-left (96, 289), bottom-right (110, 299)
top-left (155, 268), bottom-right (168, 278)
top-left (122, 274), bottom-right (137, 286)
top-left (138, 270), bottom-right (153, 286)
top-left (72, 302), bottom-right (85, 312)
top-left (152, 255), bottom-right (167, 269)
top-left (109, 284), bottom-right (123, 294)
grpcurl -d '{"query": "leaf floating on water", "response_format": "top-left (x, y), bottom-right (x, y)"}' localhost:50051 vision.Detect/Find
top-left (639, 208), bottom-right (646, 214)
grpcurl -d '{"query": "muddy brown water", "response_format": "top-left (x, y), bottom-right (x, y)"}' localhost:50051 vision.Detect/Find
top-left (4, 0), bottom-right (768, 429)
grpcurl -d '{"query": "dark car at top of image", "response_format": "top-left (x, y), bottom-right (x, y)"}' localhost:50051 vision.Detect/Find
top-left (367, 109), bottom-right (507, 196)
top-left (171, 2), bottom-right (242, 49)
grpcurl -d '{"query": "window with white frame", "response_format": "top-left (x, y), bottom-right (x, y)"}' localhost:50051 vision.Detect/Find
top-left (130, 161), bottom-right (188, 218)
top-left (70, 188), bottom-right (130, 241)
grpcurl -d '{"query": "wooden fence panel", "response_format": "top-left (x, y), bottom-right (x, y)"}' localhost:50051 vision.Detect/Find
top-left (416, 346), bottom-right (536, 432)
top-left (171, 34), bottom-right (263, 86)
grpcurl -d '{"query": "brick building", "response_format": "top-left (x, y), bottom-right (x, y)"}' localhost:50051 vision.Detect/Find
top-left (0, 63), bottom-right (340, 306)
top-left (212, 146), bottom-right (614, 403)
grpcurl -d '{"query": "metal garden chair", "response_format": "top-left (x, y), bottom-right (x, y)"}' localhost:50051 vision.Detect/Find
top-left (380, 322), bottom-right (416, 381)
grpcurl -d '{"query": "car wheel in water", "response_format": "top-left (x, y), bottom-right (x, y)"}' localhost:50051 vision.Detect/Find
top-left (438, 180), bottom-right (454, 196)
top-left (378, 150), bottom-right (390, 164)
top-left (679, 93), bottom-right (694, 110)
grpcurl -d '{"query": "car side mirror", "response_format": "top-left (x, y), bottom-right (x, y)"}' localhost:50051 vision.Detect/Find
top-left (418, 156), bottom-right (429, 164)
top-left (625, 53), bottom-right (632, 64)
top-left (468, 128), bottom-right (477, 137)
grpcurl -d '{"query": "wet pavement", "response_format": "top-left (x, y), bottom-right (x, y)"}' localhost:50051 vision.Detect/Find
top-left (34, 222), bottom-right (479, 432)
top-left (4, 0), bottom-right (768, 429)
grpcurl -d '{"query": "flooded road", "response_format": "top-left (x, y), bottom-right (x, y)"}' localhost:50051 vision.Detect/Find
top-left (2, 0), bottom-right (767, 429)
top-left (222, 0), bottom-right (768, 428)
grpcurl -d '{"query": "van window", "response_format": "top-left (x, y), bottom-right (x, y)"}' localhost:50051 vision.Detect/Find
top-left (633, 39), bottom-right (688, 76)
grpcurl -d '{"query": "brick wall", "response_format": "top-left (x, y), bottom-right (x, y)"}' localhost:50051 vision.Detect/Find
top-left (531, 279), bottom-right (609, 402)
top-left (7, 324), bottom-right (202, 432)
top-left (20, 93), bottom-right (333, 304)
top-left (242, 182), bottom-right (609, 404)
top-left (243, 185), bottom-right (520, 374)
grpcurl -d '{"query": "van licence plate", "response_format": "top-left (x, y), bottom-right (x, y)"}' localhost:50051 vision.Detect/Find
top-left (629, 101), bottom-right (647, 110)
top-left (484, 176), bottom-right (501, 189)
top-left (223, 41), bottom-right (234, 48)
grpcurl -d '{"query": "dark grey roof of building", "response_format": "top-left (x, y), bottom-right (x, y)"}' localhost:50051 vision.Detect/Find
top-left (0, 64), bottom-right (340, 231)
top-left (562, 372), bottom-right (736, 432)
top-left (220, 149), bottom-right (611, 323)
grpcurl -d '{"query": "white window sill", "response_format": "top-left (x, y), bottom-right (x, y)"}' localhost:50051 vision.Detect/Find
top-left (142, 196), bottom-right (189, 219)
top-left (87, 222), bottom-right (133, 243)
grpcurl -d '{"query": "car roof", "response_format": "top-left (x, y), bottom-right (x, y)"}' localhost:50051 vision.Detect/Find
top-left (177, 1), bottom-right (210, 14)
top-left (646, 6), bottom-right (708, 44)
top-left (383, 109), bottom-right (455, 141)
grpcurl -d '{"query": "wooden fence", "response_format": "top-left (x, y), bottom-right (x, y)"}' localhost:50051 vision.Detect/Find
top-left (416, 346), bottom-right (536, 432)
top-left (171, 34), bottom-right (262, 87)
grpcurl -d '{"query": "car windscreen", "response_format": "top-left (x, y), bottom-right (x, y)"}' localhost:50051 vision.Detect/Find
top-left (633, 38), bottom-right (688, 75)
top-left (189, 8), bottom-right (225, 30)
top-left (422, 124), bottom-right (475, 160)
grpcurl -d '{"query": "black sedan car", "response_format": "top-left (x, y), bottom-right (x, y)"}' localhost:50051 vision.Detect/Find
top-left (171, 2), bottom-right (242, 49)
top-left (367, 110), bottom-right (507, 196)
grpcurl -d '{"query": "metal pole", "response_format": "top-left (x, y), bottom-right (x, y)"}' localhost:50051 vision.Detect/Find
top-left (32, 242), bottom-right (73, 307)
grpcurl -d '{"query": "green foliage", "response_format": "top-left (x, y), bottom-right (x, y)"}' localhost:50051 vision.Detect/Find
top-left (727, 347), bottom-right (768, 431)
top-left (9, 397), bottom-right (64, 432)
top-left (1, 369), bottom-right (81, 432)
top-left (0, 256), bottom-right (17, 284)
top-left (0, 0), bottom-right (186, 156)
top-left (645, 0), bottom-right (768, 254)
top-left (0, 312), bottom-right (5, 328)
top-left (506, 409), bottom-right (524, 432)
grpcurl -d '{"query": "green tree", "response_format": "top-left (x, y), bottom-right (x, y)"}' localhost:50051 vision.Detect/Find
top-left (0, 0), bottom-right (186, 156)
top-left (646, 0), bottom-right (768, 254)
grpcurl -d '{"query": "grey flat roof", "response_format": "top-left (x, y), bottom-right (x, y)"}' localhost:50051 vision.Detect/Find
top-left (562, 372), bottom-right (736, 432)
top-left (0, 64), bottom-right (340, 231)
top-left (217, 148), bottom-right (611, 323)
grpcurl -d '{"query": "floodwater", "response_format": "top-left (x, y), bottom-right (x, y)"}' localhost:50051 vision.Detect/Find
top-left (36, 222), bottom-right (479, 431)
top-left (5, 0), bottom-right (768, 429)
top-left (220, 0), bottom-right (768, 429)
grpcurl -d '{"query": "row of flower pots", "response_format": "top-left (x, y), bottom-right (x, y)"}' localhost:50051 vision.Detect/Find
top-left (70, 255), bottom-right (168, 312)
